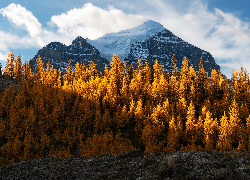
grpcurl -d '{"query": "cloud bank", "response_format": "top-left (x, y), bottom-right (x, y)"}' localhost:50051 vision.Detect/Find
top-left (0, 1), bottom-right (250, 77)
top-left (48, 3), bottom-right (148, 40)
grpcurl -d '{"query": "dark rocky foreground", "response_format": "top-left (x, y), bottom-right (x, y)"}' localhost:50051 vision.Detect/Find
top-left (1, 150), bottom-right (250, 180)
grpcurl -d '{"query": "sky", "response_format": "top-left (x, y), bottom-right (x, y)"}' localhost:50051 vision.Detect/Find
top-left (0, 0), bottom-right (250, 78)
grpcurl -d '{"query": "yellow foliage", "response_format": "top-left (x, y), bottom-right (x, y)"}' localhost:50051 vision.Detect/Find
top-left (2, 52), bottom-right (250, 166)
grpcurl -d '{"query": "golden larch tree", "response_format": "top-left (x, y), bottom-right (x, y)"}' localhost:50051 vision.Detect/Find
top-left (4, 52), bottom-right (15, 78)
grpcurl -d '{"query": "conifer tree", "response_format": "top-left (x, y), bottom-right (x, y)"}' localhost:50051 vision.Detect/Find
top-left (35, 55), bottom-right (45, 82)
top-left (117, 105), bottom-right (129, 128)
top-left (136, 56), bottom-right (143, 73)
top-left (177, 57), bottom-right (190, 116)
top-left (88, 60), bottom-right (98, 79)
top-left (127, 58), bottom-right (134, 81)
top-left (203, 110), bottom-right (218, 150)
top-left (142, 104), bottom-right (166, 154)
top-left (4, 52), bottom-right (15, 78)
top-left (216, 113), bottom-right (232, 151)
top-left (231, 70), bottom-right (242, 106)
top-left (170, 54), bottom-right (178, 77)
top-left (63, 59), bottom-right (74, 88)
top-left (109, 54), bottom-right (125, 95)
top-left (188, 65), bottom-right (197, 104)
top-left (23, 61), bottom-right (33, 81)
top-left (142, 61), bottom-right (152, 105)
top-left (169, 73), bottom-right (179, 113)
top-left (14, 55), bottom-right (23, 82)
top-left (120, 74), bottom-right (130, 106)
top-left (129, 70), bottom-right (143, 102)
top-left (185, 102), bottom-right (196, 145)
top-left (134, 99), bottom-right (144, 136)
top-left (153, 59), bottom-right (163, 81)
top-left (196, 116), bottom-right (204, 149)
top-left (196, 57), bottom-right (209, 108)
top-left (166, 116), bottom-right (178, 152)
top-left (74, 62), bottom-right (81, 80)
top-left (229, 99), bottom-right (241, 149)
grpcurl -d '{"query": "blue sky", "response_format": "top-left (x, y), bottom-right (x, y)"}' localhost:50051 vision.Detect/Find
top-left (0, 0), bottom-right (250, 78)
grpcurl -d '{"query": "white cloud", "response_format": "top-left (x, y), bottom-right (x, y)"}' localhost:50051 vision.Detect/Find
top-left (0, 3), bottom-right (42, 37)
top-left (48, 3), bottom-right (148, 41)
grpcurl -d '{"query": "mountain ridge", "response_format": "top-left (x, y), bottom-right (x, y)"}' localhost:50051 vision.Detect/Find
top-left (31, 20), bottom-right (220, 75)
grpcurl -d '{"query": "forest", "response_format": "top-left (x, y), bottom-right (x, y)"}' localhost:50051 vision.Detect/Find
top-left (0, 52), bottom-right (250, 167)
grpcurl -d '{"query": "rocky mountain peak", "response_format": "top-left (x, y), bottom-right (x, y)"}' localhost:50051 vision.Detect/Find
top-left (31, 20), bottom-right (220, 76)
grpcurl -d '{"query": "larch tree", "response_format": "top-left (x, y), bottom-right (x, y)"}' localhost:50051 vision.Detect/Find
top-left (23, 60), bottom-right (34, 81)
top-left (63, 59), bottom-right (74, 89)
top-left (129, 70), bottom-right (143, 102)
top-left (185, 101), bottom-right (197, 147)
top-left (142, 103), bottom-right (166, 154)
top-left (35, 55), bottom-right (45, 83)
top-left (196, 57), bottom-right (209, 106)
top-left (142, 61), bottom-right (152, 107)
top-left (134, 98), bottom-right (144, 137)
top-left (203, 110), bottom-right (218, 150)
top-left (88, 60), bottom-right (98, 79)
top-left (120, 74), bottom-right (130, 106)
top-left (4, 52), bottom-right (15, 78)
top-left (166, 116), bottom-right (178, 152)
top-left (14, 55), bottom-right (23, 82)
top-left (216, 113), bottom-right (232, 151)
top-left (229, 99), bottom-right (241, 149)
top-left (170, 54), bottom-right (178, 77)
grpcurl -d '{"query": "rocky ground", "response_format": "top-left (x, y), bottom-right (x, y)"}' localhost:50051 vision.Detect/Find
top-left (1, 149), bottom-right (250, 180)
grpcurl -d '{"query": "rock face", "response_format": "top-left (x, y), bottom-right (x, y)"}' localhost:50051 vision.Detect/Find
top-left (127, 29), bottom-right (219, 75)
top-left (32, 20), bottom-right (220, 76)
top-left (31, 37), bottom-right (110, 74)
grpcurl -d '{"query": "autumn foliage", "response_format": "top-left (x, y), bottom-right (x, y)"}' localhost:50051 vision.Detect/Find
top-left (1, 52), bottom-right (250, 166)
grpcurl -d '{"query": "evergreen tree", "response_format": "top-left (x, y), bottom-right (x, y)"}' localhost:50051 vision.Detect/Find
top-left (35, 55), bottom-right (45, 82)
top-left (170, 54), bottom-right (178, 77)
top-left (166, 116), bottom-right (178, 152)
top-left (216, 113), bottom-right (232, 151)
top-left (4, 52), bottom-right (15, 78)
top-left (185, 102), bottom-right (196, 146)
top-left (14, 55), bottom-right (23, 82)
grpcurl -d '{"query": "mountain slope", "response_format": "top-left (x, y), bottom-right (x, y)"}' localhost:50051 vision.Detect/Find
top-left (88, 20), bottom-right (219, 75)
top-left (31, 37), bottom-right (110, 74)
top-left (87, 20), bottom-right (165, 62)
top-left (31, 20), bottom-right (220, 75)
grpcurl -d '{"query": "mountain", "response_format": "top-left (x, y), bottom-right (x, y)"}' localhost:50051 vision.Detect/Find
top-left (31, 37), bottom-right (110, 74)
top-left (87, 20), bottom-right (165, 62)
top-left (31, 20), bottom-right (220, 75)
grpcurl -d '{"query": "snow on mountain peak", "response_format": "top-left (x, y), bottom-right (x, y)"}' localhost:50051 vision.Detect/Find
top-left (101, 20), bottom-right (164, 38)
top-left (87, 20), bottom-right (165, 62)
